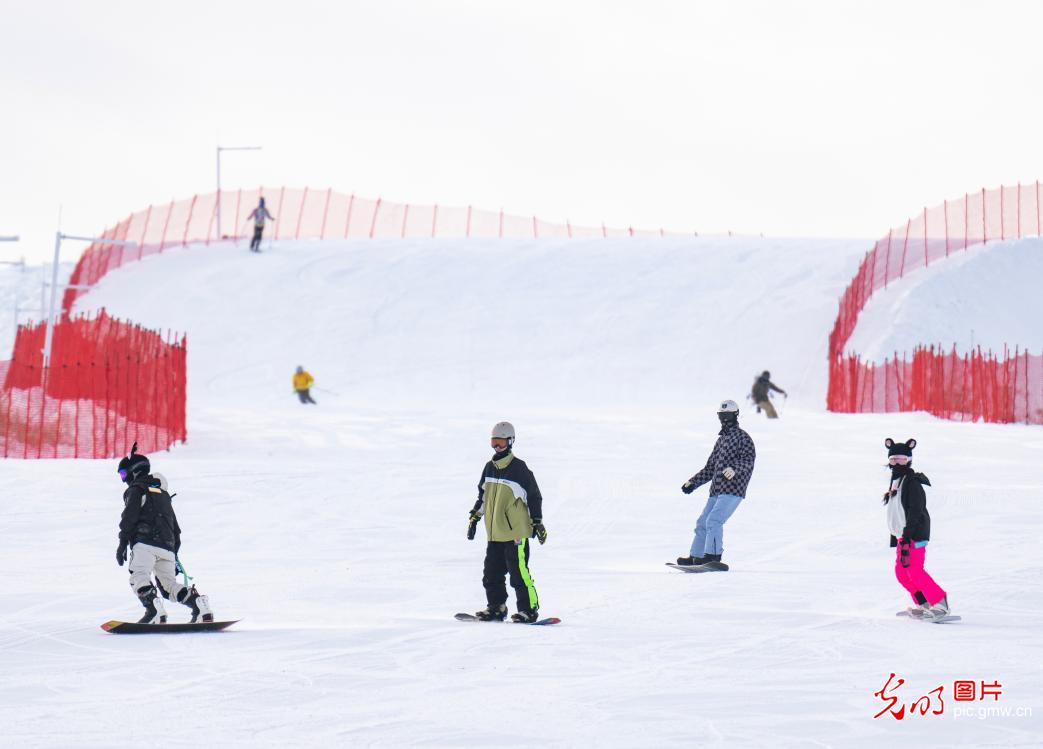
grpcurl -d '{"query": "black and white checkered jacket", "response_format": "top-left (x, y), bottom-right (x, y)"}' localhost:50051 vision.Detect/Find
top-left (687, 422), bottom-right (757, 498)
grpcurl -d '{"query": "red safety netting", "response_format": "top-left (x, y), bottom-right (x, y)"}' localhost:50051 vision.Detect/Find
top-left (61, 188), bottom-right (701, 315)
top-left (827, 184), bottom-right (1043, 424)
top-left (0, 311), bottom-right (186, 458)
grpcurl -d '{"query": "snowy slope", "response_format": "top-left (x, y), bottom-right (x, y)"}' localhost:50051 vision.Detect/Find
top-left (846, 237), bottom-right (1043, 362)
top-left (72, 236), bottom-right (867, 415)
top-left (1, 237), bottom-right (1041, 747)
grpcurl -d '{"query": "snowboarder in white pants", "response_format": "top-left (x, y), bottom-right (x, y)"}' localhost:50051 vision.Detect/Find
top-left (116, 444), bottom-right (213, 624)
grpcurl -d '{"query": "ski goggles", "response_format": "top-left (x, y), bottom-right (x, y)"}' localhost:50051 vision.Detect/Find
top-left (887, 455), bottom-right (911, 466)
top-left (118, 468), bottom-right (129, 480)
top-left (490, 438), bottom-right (510, 450)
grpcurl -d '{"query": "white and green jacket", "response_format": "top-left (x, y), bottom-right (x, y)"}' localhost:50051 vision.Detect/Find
top-left (471, 452), bottom-right (544, 542)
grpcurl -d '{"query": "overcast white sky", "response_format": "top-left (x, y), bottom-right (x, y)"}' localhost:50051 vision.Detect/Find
top-left (3, 0), bottom-right (1043, 262)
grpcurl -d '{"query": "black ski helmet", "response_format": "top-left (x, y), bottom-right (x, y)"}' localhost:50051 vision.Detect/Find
top-left (762, 370), bottom-right (771, 379)
top-left (117, 442), bottom-right (150, 483)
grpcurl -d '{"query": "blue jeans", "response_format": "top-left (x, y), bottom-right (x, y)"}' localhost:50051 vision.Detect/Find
top-left (690, 493), bottom-right (743, 556)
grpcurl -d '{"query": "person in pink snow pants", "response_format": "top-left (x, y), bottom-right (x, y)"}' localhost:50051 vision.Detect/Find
top-left (882, 438), bottom-right (950, 619)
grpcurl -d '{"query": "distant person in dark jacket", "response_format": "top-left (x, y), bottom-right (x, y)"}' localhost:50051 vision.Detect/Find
top-left (883, 438), bottom-right (950, 619)
top-left (247, 197), bottom-right (275, 252)
top-left (751, 370), bottom-right (787, 418)
top-left (676, 400), bottom-right (756, 569)
top-left (116, 443), bottom-right (213, 624)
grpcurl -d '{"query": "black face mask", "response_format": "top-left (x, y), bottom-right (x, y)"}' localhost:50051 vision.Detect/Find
top-left (718, 414), bottom-right (738, 428)
top-left (888, 458), bottom-right (912, 479)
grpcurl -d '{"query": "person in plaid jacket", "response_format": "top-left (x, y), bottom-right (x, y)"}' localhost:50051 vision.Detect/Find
top-left (676, 400), bottom-right (756, 567)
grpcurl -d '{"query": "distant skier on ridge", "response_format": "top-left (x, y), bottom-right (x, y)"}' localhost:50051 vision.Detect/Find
top-left (466, 422), bottom-right (547, 622)
top-left (675, 400), bottom-right (756, 570)
top-left (247, 196), bottom-right (275, 252)
top-left (115, 443), bottom-right (214, 624)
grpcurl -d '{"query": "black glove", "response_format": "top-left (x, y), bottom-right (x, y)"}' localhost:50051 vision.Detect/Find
top-left (466, 511), bottom-right (480, 540)
top-left (899, 538), bottom-right (911, 568)
top-left (116, 543), bottom-right (127, 567)
top-left (681, 481), bottom-right (696, 494)
top-left (532, 518), bottom-right (547, 545)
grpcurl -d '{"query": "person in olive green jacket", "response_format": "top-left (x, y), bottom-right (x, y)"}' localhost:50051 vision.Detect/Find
top-left (467, 421), bottom-right (547, 622)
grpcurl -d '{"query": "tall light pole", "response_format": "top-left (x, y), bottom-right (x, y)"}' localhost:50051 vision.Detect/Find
top-left (216, 145), bottom-right (262, 239)
top-left (43, 233), bottom-right (137, 366)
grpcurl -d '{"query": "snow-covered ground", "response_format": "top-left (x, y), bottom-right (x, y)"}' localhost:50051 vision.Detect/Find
top-left (1, 237), bottom-right (1041, 747)
top-left (846, 237), bottom-right (1043, 363)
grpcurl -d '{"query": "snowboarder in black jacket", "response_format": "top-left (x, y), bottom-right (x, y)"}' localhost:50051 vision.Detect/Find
top-left (116, 443), bottom-right (213, 624)
top-left (751, 371), bottom-right (787, 418)
top-left (883, 438), bottom-right (949, 619)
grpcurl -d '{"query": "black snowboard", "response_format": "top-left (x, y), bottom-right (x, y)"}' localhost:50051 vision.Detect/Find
top-left (101, 619), bottom-right (240, 634)
top-left (454, 613), bottom-right (561, 625)
top-left (665, 561), bottom-right (730, 573)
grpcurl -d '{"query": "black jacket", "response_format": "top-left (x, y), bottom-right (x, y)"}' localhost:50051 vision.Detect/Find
top-left (119, 475), bottom-right (181, 553)
top-left (888, 470), bottom-right (931, 546)
top-left (751, 375), bottom-right (784, 402)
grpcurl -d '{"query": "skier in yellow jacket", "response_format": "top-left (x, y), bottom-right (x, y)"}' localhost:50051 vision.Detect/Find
top-left (293, 366), bottom-right (317, 404)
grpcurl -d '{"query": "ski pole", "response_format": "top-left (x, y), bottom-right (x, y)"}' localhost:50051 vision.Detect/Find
top-left (314, 386), bottom-right (339, 396)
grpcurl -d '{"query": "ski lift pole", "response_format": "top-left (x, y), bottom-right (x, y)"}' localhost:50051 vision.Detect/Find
top-left (43, 233), bottom-right (137, 366)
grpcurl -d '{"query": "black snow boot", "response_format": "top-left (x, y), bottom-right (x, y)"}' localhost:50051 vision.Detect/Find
top-left (511, 609), bottom-right (539, 623)
top-left (676, 555), bottom-right (707, 566)
top-left (136, 584), bottom-right (167, 624)
top-left (475, 604), bottom-right (508, 621)
top-left (701, 554), bottom-right (730, 571)
top-left (178, 585), bottom-right (213, 623)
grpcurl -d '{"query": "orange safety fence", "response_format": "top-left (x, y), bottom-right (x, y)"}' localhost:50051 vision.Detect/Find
top-left (62, 188), bottom-right (702, 315)
top-left (1, 311), bottom-right (186, 458)
top-left (827, 184), bottom-right (1043, 424)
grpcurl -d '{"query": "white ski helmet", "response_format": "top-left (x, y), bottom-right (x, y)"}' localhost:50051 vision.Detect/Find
top-left (491, 421), bottom-right (515, 447)
top-left (492, 419), bottom-right (517, 442)
top-left (717, 400), bottom-right (739, 414)
top-left (717, 399), bottom-right (740, 425)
